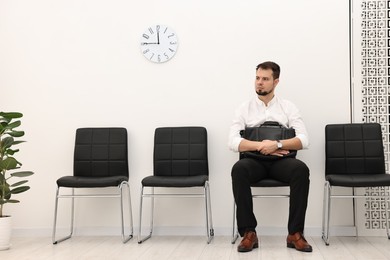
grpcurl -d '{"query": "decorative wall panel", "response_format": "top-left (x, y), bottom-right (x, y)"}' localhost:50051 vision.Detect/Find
top-left (359, 0), bottom-right (390, 230)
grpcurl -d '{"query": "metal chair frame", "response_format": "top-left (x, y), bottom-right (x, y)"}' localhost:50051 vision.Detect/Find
top-left (52, 181), bottom-right (133, 244)
top-left (138, 181), bottom-right (214, 244)
top-left (322, 183), bottom-right (390, 245)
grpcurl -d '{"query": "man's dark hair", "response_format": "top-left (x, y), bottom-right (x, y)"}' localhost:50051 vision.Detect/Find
top-left (256, 61), bottom-right (280, 79)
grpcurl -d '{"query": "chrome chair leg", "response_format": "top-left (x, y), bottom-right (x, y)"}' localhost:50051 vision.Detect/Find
top-left (138, 186), bottom-right (153, 243)
top-left (231, 202), bottom-right (239, 244)
top-left (53, 187), bottom-right (74, 244)
top-left (352, 188), bottom-right (358, 238)
top-left (120, 181), bottom-right (133, 243)
top-left (205, 181), bottom-right (214, 243)
top-left (149, 188), bottom-right (155, 238)
top-left (321, 181), bottom-right (326, 239)
top-left (321, 182), bottom-right (326, 242)
top-left (385, 186), bottom-right (390, 239)
top-left (322, 181), bottom-right (331, 245)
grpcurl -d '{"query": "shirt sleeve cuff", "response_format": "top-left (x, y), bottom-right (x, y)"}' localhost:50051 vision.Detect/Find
top-left (229, 137), bottom-right (243, 153)
top-left (296, 134), bottom-right (309, 149)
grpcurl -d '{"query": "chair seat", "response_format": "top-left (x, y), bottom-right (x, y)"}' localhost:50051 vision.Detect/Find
top-left (142, 175), bottom-right (208, 187)
top-left (57, 176), bottom-right (128, 188)
top-left (251, 178), bottom-right (289, 187)
top-left (326, 174), bottom-right (390, 187)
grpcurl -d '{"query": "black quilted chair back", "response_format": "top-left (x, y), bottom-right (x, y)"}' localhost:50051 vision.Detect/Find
top-left (74, 128), bottom-right (129, 178)
top-left (153, 127), bottom-right (209, 177)
top-left (325, 123), bottom-right (385, 176)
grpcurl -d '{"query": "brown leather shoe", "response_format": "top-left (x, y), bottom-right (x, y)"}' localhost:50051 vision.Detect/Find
top-left (237, 231), bottom-right (259, 252)
top-left (286, 232), bottom-right (312, 252)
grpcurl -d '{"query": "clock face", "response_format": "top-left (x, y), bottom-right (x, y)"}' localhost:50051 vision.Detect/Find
top-left (140, 25), bottom-right (178, 63)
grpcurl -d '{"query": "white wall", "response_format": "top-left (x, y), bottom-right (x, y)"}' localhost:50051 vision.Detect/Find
top-left (0, 0), bottom-right (351, 236)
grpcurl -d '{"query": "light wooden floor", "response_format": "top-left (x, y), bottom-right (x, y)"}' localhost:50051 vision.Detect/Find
top-left (1, 235), bottom-right (390, 259)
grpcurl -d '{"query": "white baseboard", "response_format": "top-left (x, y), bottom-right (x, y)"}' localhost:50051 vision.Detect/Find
top-left (12, 225), bottom-right (360, 238)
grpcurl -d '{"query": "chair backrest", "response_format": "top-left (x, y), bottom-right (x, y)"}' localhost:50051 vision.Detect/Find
top-left (325, 123), bottom-right (385, 176)
top-left (74, 128), bottom-right (128, 178)
top-left (154, 127), bottom-right (209, 177)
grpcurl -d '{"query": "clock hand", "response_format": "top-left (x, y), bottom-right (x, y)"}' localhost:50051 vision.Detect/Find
top-left (141, 42), bottom-right (158, 45)
top-left (157, 31), bottom-right (160, 44)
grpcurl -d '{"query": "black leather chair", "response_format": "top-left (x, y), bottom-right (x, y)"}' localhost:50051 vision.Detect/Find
top-left (52, 128), bottom-right (133, 244)
top-left (138, 126), bottom-right (214, 244)
top-left (322, 123), bottom-right (390, 245)
top-left (231, 176), bottom-right (289, 243)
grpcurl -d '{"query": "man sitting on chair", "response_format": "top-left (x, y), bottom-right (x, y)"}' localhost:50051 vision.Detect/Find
top-left (228, 61), bottom-right (312, 253)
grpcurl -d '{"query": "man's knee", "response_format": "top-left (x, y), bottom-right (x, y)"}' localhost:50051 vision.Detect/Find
top-left (292, 160), bottom-right (310, 183)
top-left (231, 160), bottom-right (245, 179)
top-left (297, 161), bottom-right (309, 176)
top-left (231, 158), bottom-right (253, 180)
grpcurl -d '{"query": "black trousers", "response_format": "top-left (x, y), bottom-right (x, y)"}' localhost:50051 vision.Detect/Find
top-left (231, 157), bottom-right (310, 237)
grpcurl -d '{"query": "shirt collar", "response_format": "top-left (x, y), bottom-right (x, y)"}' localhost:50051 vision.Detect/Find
top-left (255, 95), bottom-right (277, 107)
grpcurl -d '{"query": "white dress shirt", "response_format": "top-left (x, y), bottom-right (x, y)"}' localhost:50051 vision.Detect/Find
top-left (228, 95), bottom-right (309, 152)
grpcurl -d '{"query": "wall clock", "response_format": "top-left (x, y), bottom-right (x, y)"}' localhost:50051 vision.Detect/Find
top-left (140, 25), bottom-right (178, 63)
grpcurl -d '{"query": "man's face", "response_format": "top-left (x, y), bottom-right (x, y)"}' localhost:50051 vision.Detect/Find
top-left (255, 68), bottom-right (279, 96)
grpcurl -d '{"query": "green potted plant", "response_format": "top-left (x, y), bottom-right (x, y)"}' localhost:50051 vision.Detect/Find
top-left (0, 112), bottom-right (34, 250)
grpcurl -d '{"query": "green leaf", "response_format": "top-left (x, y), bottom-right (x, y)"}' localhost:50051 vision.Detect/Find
top-left (1, 136), bottom-right (14, 149)
top-left (5, 120), bottom-right (21, 130)
top-left (5, 148), bottom-right (19, 155)
top-left (8, 130), bottom-right (24, 137)
top-left (10, 186), bottom-right (30, 194)
top-left (2, 199), bottom-right (20, 204)
top-left (0, 119), bottom-right (10, 125)
top-left (11, 140), bottom-right (25, 145)
top-left (11, 171), bottom-right (34, 177)
top-left (10, 180), bottom-right (28, 187)
top-left (0, 112), bottom-right (23, 119)
top-left (0, 157), bottom-right (19, 170)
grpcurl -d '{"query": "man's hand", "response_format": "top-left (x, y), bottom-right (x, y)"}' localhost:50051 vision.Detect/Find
top-left (239, 138), bottom-right (294, 156)
top-left (269, 149), bottom-right (290, 157)
top-left (257, 140), bottom-right (289, 156)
